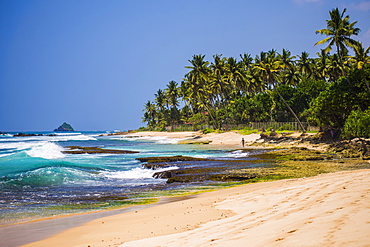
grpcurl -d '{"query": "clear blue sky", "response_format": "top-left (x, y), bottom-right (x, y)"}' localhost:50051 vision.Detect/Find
top-left (1, 0), bottom-right (369, 131)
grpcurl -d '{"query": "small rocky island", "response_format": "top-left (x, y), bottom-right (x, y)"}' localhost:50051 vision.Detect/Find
top-left (54, 122), bottom-right (75, 132)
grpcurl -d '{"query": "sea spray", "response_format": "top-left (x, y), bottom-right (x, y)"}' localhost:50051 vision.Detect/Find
top-left (25, 142), bottom-right (65, 159)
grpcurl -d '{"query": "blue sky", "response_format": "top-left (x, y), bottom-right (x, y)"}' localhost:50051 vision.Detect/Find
top-left (1, 0), bottom-right (369, 131)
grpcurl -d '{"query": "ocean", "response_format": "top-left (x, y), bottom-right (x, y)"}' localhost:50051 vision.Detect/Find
top-left (0, 131), bottom-right (262, 226)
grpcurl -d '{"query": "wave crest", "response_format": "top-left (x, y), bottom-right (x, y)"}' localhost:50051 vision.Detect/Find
top-left (25, 142), bottom-right (65, 159)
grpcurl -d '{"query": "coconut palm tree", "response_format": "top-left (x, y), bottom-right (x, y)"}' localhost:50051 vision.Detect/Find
top-left (183, 55), bottom-right (220, 128)
top-left (297, 52), bottom-right (314, 79)
top-left (347, 42), bottom-right (370, 93)
top-left (165, 80), bottom-right (181, 128)
top-left (314, 49), bottom-right (330, 81)
top-left (255, 50), bottom-right (306, 132)
top-left (315, 8), bottom-right (360, 59)
top-left (154, 89), bottom-right (167, 128)
top-left (142, 100), bottom-right (157, 128)
top-left (347, 42), bottom-right (370, 70)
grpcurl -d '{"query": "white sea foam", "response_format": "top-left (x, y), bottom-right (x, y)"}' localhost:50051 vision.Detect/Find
top-left (25, 142), bottom-right (65, 159)
top-left (121, 135), bottom-right (186, 144)
top-left (102, 166), bottom-right (179, 179)
top-left (227, 150), bottom-right (250, 158)
top-left (54, 132), bottom-right (82, 136)
top-left (0, 141), bottom-right (39, 151)
top-left (0, 153), bottom-right (12, 158)
top-left (0, 133), bottom-right (96, 142)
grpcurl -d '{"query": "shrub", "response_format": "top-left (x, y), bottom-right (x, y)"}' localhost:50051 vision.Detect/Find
top-left (342, 108), bottom-right (370, 139)
top-left (201, 128), bottom-right (214, 134)
top-left (278, 124), bottom-right (294, 131)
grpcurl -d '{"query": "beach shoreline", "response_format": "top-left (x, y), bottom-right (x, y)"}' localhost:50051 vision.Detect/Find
top-left (3, 131), bottom-right (370, 246)
top-left (19, 169), bottom-right (370, 247)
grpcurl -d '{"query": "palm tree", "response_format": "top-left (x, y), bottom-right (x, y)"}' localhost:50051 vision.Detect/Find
top-left (347, 42), bottom-right (370, 70)
top-left (347, 42), bottom-right (370, 93)
top-left (142, 100), bottom-right (157, 128)
top-left (210, 54), bottom-right (229, 104)
top-left (183, 55), bottom-right (220, 128)
top-left (165, 80), bottom-right (180, 128)
top-left (225, 57), bottom-right (246, 93)
top-left (315, 8), bottom-right (360, 59)
top-left (314, 49), bottom-right (330, 81)
top-left (297, 51), bottom-right (314, 79)
top-left (278, 49), bottom-right (296, 71)
top-left (255, 50), bottom-right (306, 132)
top-left (154, 89), bottom-right (167, 128)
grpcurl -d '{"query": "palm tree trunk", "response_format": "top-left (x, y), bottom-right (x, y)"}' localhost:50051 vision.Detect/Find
top-left (275, 88), bottom-right (306, 133)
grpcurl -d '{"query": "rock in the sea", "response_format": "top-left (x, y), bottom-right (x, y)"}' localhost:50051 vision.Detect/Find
top-left (54, 122), bottom-right (75, 132)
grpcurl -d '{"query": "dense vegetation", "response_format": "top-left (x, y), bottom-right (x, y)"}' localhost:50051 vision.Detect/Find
top-left (142, 8), bottom-right (370, 138)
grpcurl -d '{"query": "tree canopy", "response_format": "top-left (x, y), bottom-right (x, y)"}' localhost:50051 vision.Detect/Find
top-left (141, 8), bottom-right (370, 138)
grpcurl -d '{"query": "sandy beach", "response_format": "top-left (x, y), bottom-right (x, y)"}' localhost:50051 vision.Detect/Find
top-left (125, 131), bottom-right (262, 146)
top-left (4, 131), bottom-right (367, 247)
top-left (21, 168), bottom-right (370, 247)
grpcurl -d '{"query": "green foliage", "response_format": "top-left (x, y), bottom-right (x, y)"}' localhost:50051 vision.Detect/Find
top-left (305, 67), bottom-right (370, 128)
top-left (201, 128), bottom-right (221, 134)
top-left (141, 10), bottom-right (369, 134)
top-left (278, 124), bottom-right (294, 131)
top-left (342, 107), bottom-right (370, 139)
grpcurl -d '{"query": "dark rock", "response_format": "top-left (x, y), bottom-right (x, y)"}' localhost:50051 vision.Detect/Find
top-left (152, 170), bottom-right (175, 179)
top-left (270, 129), bottom-right (278, 137)
top-left (136, 155), bottom-right (212, 163)
top-left (13, 133), bottom-right (43, 137)
top-left (54, 122), bottom-right (75, 132)
top-left (260, 132), bottom-right (269, 139)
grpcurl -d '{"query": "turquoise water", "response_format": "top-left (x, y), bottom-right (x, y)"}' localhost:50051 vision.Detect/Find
top-left (0, 131), bottom-right (260, 225)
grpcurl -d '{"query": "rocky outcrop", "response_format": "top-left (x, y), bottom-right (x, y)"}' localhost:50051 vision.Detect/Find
top-left (54, 122), bottom-right (74, 132)
top-left (13, 133), bottom-right (56, 137)
top-left (136, 154), bottom-right (265, 183)
top-left (328, 138), bottom-right (370, 159)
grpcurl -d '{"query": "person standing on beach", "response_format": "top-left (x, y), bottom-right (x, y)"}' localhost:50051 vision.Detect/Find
top-left (241, 138), bottom-right (245, 148)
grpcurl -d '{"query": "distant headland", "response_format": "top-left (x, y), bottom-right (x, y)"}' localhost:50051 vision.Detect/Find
top-left (54, 122), bottom-right (75, 132)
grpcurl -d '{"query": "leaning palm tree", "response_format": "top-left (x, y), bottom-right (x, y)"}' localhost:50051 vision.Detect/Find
top-left (254, 50), bottom-right (306, 132)
top-left (315, 8), bottom-right (360, 60)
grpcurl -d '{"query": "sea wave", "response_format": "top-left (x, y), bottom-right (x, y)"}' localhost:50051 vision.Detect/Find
top-left (25, 142), bottom-right (65, 159)
top-left (120, 135), bottom-right (186, 144)
top-left (0, 141), bottom-right (65, 159)
top-left (0, 133), bottom-right (96, 142)
top-left (0, 166), bottom-right (99, 189)
top-left (227, 150), bottom-right (250, 158)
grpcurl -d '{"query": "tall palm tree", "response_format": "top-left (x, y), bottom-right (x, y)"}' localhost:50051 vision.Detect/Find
top-left (315, 8), bottom-right (360, 59)
top-left (297, 51), bottom-right (314, 79)
top-left (142, 100), bottom-right (157, 128)
top-left (210, 54), bottom-right (229, 104)
top-left (225, 57), bottom-right (246, 93)
top-left (154, 89), bottom-right (167, 127)
top-left (278, 49), bottom-right (296, 71)
top-left (255, 50), bottom-right (306, 132)
top-left (314, 49), bottom-right (330, 81)
top-left (165, 80), bottom-right (180, 128)
top-left (184, 55), bottom-right (220, 128)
